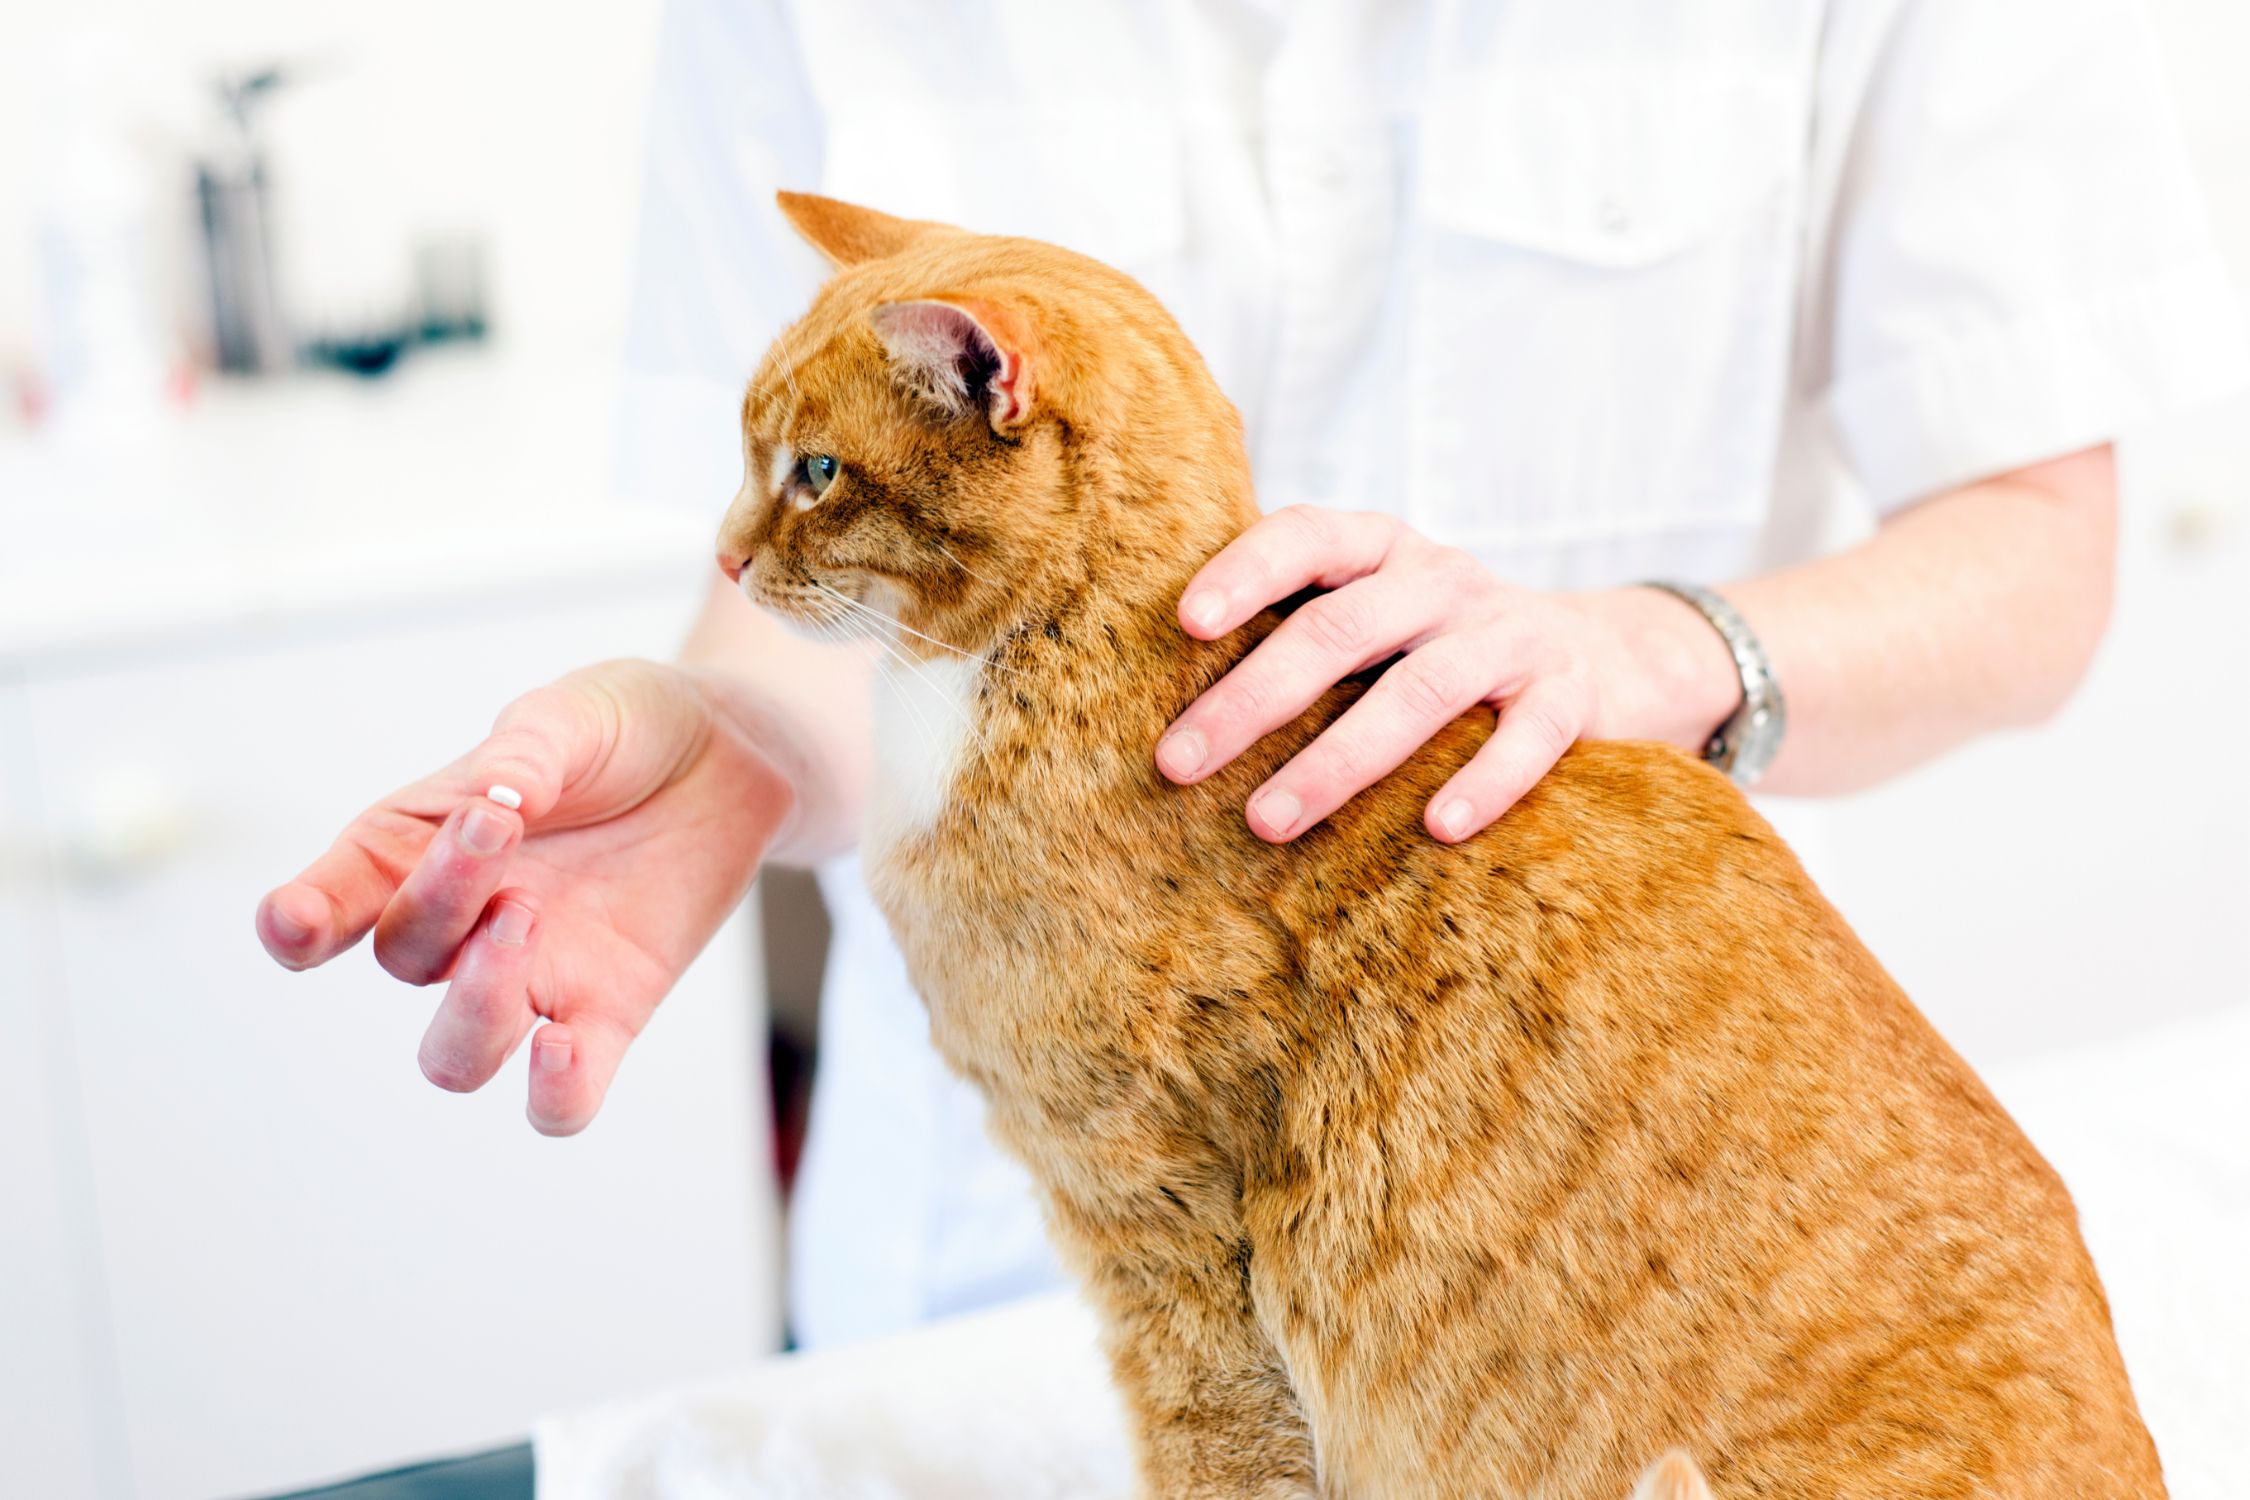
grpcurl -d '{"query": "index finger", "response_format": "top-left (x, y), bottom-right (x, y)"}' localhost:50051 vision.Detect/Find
top-left (255, 697), bottom-right (578, 973)
top-left (1178, 507), bottom-right (1403, 639)
top-left (257, 807), bottom-right (441, 972)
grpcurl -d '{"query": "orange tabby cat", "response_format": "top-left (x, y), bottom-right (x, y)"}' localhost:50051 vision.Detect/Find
top-left (717, 192), bottom-right (2164, 1500)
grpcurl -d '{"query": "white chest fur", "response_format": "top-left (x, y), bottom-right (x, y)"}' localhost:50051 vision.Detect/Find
top-left (865, 651), bottom-right (985, 860)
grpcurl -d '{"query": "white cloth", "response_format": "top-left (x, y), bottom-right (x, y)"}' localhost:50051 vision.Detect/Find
top-left (535, 1005), bottom-right (2250, 1499)
top-left (612, 0), bottom-right (2248, 1349)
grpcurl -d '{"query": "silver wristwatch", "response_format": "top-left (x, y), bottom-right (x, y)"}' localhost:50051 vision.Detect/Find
top-left (1642, 581), bottom-right (1786, 788)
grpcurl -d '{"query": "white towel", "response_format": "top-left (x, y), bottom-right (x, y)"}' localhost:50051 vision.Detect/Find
top-left (535, 1293), bottom-right (1131, 1499)
top-left (536, 1005), bottom-right (2250, 1500)
top-left (1978, 1005), bottom-right (2250, 1500)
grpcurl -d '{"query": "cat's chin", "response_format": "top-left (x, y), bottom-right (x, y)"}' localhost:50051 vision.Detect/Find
top-left (765, 605), bottom-right (868, 648)
top-left (740, 572), bottom-right (879, 648)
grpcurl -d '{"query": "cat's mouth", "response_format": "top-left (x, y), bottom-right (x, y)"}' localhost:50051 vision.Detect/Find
top-left (748, 562), bottom-right (995, 668)
top-left (747, 568), bottom-right (891, 649)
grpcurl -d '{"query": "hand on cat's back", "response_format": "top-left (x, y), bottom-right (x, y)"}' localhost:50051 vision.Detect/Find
top-left (1154, 505), bottom-right (1744, 844)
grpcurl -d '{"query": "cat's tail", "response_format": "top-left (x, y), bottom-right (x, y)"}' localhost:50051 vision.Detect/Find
top-left (1627, 1450), bottom-right (1714, 1500)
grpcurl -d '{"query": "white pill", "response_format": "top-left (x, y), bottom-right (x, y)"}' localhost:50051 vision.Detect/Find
top-left (486, 784), bottom-right (524, 810)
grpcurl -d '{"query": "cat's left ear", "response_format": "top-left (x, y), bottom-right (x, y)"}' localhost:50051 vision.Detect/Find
top-left (776, 191), bottom-right (940, 268)
top-left (870, 299), bottom-right (1038, 432)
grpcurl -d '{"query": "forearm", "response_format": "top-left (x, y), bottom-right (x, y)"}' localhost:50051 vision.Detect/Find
top-left (1576, 446), bottom-right (2119, 795)
top-left (679, 572), bottom-right (874, 864)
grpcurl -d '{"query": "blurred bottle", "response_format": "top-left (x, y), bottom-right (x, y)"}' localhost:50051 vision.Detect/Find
top-left (35, 31), bottom-right (191, 439)
top-left (196, 68), bottom-right (293, 375)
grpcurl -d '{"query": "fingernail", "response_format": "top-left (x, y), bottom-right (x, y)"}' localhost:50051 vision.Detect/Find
top-left (486, 784), bottom-right (523, 810)
top-left (535, 1033), bottom-right (572, 1073)
top-left (1256, 789), bottom-right (1303, 838)
top-left (1437, 798), bottom-right (1475, 840)
top-left (489, 900), bottom-right (534, 947)
top-left (270, 890), bottom-right (315, 940)
top-left (460, 804), bottom-right (509, 856)
top-left (1157, 729), bottom-right (1207, 779)
top-left (1183, 589), bottom-right (1227, 633)
top-left (268, 902), bottom-right (311, 946)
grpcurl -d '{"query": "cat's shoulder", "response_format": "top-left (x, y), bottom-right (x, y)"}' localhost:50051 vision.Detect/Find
top-left (1509, 738), bottom-right (1785, 858)
top-left (1444, 736), bottom-right (1824, 922)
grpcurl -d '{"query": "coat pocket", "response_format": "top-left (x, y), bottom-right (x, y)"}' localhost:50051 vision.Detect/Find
top-left (1406, 65), bottom-right (1806, 553)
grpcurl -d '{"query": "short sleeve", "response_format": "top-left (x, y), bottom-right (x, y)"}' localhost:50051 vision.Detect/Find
top-left (1802, 0), bottom-right (2249, 512)
top-left (612, 0), bottom-right (828, 513)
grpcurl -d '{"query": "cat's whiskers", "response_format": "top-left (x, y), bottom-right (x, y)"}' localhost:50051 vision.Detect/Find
top-left (877, 628), bottom-right (989, 749)
top-left (808, 580), bottom-right (1016, 677)
top-left (832, 607), bottom-right (956, 752)
top-left (778, 347), bottom-right (805, 424)
top-left (768, 318), bottom-right (811, 423)
top-left (814, 590), bottom-right (994, 766)
top-left (933, 540), bottom-right (1008, 594)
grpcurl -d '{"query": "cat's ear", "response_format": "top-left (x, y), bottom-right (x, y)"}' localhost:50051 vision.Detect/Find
top-left (775, 191), bottom-right (936, 268)
top-left (870, 299), bottom-right (1038, 431)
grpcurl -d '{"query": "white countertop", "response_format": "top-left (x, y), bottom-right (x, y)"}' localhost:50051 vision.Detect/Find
top-left (0, 351), bottom-right (721, 672)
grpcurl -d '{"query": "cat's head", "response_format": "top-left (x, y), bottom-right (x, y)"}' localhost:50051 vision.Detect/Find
top-left (717, 192), bottom-right (1249, 658)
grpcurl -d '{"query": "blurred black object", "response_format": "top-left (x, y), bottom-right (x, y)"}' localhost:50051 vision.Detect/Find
top-left (300, 325), bottom-right (413, 378)
top-left (197, 68), bottom-right (294, 374)
top-left (297, 234), bottom-right (492, 378)
top-left (249, 1444), bottom-right (532, 1500)
top-left (414, 235), bottom-right (491, 345)
top-left (197, 65), bottom-right (494, 382)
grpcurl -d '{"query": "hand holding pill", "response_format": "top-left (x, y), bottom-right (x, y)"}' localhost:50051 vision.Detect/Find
top-left (255, 661), bottom-right (796, 1134)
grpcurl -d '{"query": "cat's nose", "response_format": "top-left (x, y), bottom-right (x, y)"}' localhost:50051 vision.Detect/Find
top-left (716, 547), bottom-right (753, 583)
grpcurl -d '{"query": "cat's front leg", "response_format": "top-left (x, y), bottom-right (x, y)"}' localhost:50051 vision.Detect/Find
top-left (1080, 1235), bottom-right (1317, 1500)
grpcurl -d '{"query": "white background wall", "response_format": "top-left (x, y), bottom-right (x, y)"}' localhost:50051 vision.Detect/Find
top-left (0, 0), bottom-right (665, 379)
top-left (1814, 0), bottom-right (2250, 1063)
top-left (2, 8), bottom-right (741, 1496)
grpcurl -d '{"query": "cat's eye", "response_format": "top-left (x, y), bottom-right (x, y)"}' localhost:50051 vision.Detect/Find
top-left (801, 453), bottom-right (839, 497)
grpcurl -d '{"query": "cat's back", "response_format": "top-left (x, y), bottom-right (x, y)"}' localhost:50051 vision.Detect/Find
top-left (1273, 734), bottom-right (2004, 1152)
top-left (1251, 735), bottom-right (2163, 1499)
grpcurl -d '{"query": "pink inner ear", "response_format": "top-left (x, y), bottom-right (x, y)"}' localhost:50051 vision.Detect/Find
top-left (871, 300), bottom-right (1028, 425)
top-left (988, 347), bottom-right (1026, 425)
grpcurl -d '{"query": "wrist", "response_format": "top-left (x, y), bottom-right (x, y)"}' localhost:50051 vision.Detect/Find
top-left (1570, 586), bottom-right (1745, 752)
top-left (686, 665), bottom-right (850, 865)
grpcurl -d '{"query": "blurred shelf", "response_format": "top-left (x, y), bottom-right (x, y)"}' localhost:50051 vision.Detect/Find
top-left (0, 350), bottom-right (722, 673)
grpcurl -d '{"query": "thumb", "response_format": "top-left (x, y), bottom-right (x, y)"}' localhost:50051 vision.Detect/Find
top-left (465, 678), bottom-right (614, 824)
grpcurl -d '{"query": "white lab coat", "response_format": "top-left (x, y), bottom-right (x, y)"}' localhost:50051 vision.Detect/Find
top-left (614, 0), bottom-right (2245, 1349)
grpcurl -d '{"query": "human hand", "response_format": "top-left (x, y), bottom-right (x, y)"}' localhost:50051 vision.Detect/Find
top-left (1154, 507), bottom-right (1738, 843)
top-left (254, 660), bottom-right (794, 1133)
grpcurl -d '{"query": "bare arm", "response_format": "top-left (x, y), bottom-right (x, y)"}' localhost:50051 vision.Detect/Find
top-left (1580, 445), bottom-right (2118, 794)
top-left (1157, 446), bottom-right (2118, 840)
top-left (680, 572), bottom-right (877, 866)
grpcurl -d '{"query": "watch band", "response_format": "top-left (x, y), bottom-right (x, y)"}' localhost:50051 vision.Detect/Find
top-left (1641, 581), bottom-right (1787, 788)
